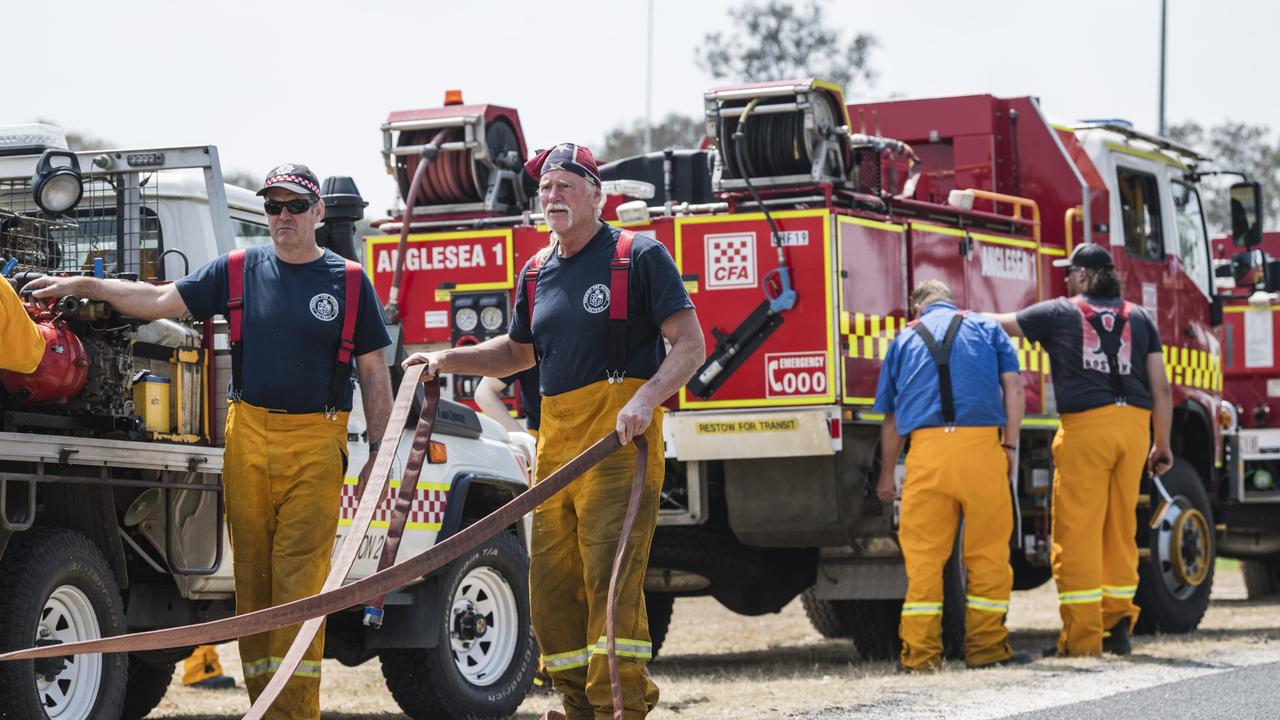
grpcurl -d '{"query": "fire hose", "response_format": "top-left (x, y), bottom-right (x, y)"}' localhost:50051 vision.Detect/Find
top-left (0, 363), bottom-right (649, 720)
top-left (384, 129), bottom-right (449, 323)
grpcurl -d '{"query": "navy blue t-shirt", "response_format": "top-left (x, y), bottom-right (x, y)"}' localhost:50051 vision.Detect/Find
top-left (176, 246), bottom-right (391, 413)
top-left (508, 224), bottom-right (694, 397)
top-left (499, 365), bottom-right (541, 431)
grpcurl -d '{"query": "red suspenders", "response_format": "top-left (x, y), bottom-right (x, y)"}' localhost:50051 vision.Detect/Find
top-left (523, 229), bottom-right (636, 383)
top-left (227, 248), bottom-right (364, 416)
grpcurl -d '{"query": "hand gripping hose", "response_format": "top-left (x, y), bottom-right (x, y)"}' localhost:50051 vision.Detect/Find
top-left (0, 362), bottom-right (649, 720)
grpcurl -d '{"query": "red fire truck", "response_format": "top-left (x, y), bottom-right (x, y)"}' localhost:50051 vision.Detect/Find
top-left (1213, 230), bottom-right (1280, 597)
top-left (369, 81), bottom-right (1243, 658)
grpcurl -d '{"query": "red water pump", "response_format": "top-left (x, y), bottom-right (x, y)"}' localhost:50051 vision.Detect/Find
top-left (0, 299), bottom-right (88, 405)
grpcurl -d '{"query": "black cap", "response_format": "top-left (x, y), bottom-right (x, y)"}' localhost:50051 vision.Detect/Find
top-left (1053, 243), bottom-right (1113, 270)
top-left (256, 163), bottom-right (321, 198)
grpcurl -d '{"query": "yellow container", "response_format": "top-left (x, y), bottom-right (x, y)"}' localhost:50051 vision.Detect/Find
top-left (133, 375), bottom-right (171, 434)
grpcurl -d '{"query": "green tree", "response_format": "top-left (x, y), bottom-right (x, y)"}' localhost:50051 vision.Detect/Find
top-left (696, 0), bottom-right (877, 95)
top-left (1169, 120), bottom-right (1280, 234)
top-left (597, 113), bottom-right (705, 162)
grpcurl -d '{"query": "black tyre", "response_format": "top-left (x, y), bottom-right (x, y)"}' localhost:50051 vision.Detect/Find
top-left (800, 588), bottom-right (857, 639)
top-left (1134, 460), bottom-right (1215, 634)
top-left (122, 656), bottom-right (174, 720)
top-left (1241, 559), bottom-right (1280, 600)
top-left (645, 525), bottom-right (763, 600)
top-left (940, 537), bottom-right (966, 661)
top-left (644, 592), bottom-right (674, 659)
top-left (0, 528), bottom-right (128, 720)
top-left (380, 531), bottom-right (535, 719)
top-left (847, 599), bottom-right (903, 661)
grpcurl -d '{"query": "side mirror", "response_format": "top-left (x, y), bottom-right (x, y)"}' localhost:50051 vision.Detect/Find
top-left (1209, 294), bottom-right (1224, 327)
top-left (1232, 248), bottom-right (1267, 287)
top-left (1230, 181), bottom-right (1264, 247)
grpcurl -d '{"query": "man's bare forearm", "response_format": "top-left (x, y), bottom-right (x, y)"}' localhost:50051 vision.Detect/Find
top-left (357, 351), bottom-right (393, 446)
top-left (1000, 371), bottom-right (1025, 442)
top-left (986, 312), bottom-right (1024, 338)
top-left (1149, 354), bottom-right (1173, 448)
top-left (630, 310), bottom-right (705, 413)
top-left (437, 335), bottom-right (535, 378)
top-left (880, 414), bottom-right (903, 472)
top-left (29, 275), bottom-right (188, 320)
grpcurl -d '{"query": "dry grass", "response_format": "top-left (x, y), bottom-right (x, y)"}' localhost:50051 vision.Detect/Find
top-left (148, 565), bottom-right (1279, 719)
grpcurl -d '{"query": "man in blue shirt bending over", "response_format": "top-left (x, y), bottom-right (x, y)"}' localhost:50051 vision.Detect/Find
top-left (874, 279), bottom-right (1030, 671)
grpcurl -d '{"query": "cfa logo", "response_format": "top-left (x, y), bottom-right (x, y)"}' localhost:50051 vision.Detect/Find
top-left (310, 293), bottom-right (339, 322)
top-left (583, 283), bottom-right (610, 314)
top-left (764, 351), bottom-right (828, 398)
top-left (705, 232), bottom-right (757, 289)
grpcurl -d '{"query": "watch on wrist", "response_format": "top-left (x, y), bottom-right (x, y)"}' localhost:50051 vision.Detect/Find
top-left (1001, 443), bottom-right (1017, 451)
top-left (368, 440), bottom-right (382, 453)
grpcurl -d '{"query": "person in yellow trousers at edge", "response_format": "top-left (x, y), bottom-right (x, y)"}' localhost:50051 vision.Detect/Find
top-left (0, 274), bottom-right (45, 373)
top-left (992, 243), bottom-right (1173, 657)
top-left (27, 164), bottom-right (394, 719)
top-left (406, 143), bottom-right (705, 720)
top-left (874, 279), bottom-right (1032, 671)
top-left (181, 645), bottom-right (235, 689)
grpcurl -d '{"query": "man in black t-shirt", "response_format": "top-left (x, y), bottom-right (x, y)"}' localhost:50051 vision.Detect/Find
top-left (405, 143), bottom-right (703, 720)
top-left (28, 163), bottom-right (392, 718)
top-left (990, 243), bottom-right (1172, 658)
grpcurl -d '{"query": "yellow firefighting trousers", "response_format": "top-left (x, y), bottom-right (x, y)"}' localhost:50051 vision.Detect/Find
top-left (899, 426), bottom-right (1014, 670)
top-left (532, 378), bottom-right (663, 720)
top-left (1051, 404), bottom-right (1150, 656)
top-left (181, 645), bottom-right (224, 685)
top-left (0, 277), bottom-right (44, 373)
top-left (223, 402), bottom-right (348, 720)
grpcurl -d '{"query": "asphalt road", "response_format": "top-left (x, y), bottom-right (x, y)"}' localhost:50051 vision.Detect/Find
top-left (1002, 661), bottom-right (1280, 720)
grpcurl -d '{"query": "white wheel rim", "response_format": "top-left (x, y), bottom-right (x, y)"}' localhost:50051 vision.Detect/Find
top-left (449, 566), bottom-right (519, 687)
top-left (35, 585), bottom-right (103, 720)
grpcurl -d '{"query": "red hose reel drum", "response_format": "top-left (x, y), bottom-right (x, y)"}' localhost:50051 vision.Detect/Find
top-left (382, 102), bottom-right (529, 215)
top-left (0, 318), bottom-right (88, 404)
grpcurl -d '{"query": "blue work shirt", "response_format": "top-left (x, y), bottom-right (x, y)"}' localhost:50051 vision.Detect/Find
top-left (873, 302), bottom-right (1020, 436)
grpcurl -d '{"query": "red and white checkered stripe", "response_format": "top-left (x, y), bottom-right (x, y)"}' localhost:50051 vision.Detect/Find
top-left (339, 482), bottom-right (449, 527)
top-left (265, 174), bottom-right (320, 195)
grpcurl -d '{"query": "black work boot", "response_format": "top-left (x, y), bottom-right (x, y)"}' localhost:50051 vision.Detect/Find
top-left (1103, 618), bottom-right (1132, 656)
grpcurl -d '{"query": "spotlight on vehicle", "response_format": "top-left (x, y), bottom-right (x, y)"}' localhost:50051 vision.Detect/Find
top-left (32, 149), bottom-right (83, 214)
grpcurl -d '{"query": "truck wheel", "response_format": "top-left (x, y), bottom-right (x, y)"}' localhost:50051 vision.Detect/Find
top-left (380, 531), bottom-right (535, 720)
top-left (122, 655), bottom-right (174, 720)
top-left (847, 599), bottom-right (903, 661)
top-left (645, 525), bottom-right (763, 599)
top-left (1241, 559), bottom-right (1280, 599)
top-left (1134, 460), bottom-right (1215, 634)
top-left (800, 588), bottom-right (856, 639)
top-left (0, 528), bottom-right (128, 720)
top-left (645, 592), bottom-right (674, 659)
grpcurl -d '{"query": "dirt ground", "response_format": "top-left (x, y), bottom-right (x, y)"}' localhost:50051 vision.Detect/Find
top-left (149, 564), bottom-right (1279, 719)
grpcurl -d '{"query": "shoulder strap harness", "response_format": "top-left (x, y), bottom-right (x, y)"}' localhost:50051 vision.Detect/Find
top-left (523, 229), bottom-right (637, 384)
top-left (907, 310), bottom-right (969, 429)
top-left (1070, 296), bottom-right (1133, 406)
top-left (228, 248), bottom-right (365, 418)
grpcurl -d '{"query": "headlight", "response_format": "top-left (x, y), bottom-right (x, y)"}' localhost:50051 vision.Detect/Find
top-left (455, 307), bottom-right (478, 332)
top-left (480, 305), bottom-right (504, 331)
top-left (32, 150), bottom-right (83, 214)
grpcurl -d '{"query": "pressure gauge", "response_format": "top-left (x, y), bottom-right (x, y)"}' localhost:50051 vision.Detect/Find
top-left (455, 307), bottom-right (478, 332)
top-left (480, 305), bottom-right (504, 331)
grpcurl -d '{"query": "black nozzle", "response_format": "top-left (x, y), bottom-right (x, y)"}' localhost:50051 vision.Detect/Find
top-left (319, 177), bottom-right (368, 262)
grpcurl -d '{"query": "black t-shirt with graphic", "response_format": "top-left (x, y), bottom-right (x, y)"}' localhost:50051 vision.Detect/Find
top-left (1016, 295), bottom-right (1162, 413)
top-left (499, 365), bottom-right (542, 431)
top-left (177, 245), bottom-right (391, 413)
top-left (508, 223), bottom-right (693, 397)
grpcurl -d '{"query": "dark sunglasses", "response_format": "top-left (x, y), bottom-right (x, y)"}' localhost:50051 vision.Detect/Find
top-left (264, 198), bottom-right (316, 215)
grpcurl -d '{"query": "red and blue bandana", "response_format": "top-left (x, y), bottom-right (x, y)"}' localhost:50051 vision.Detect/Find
top-left (524, 143), bottom-right (601, 186)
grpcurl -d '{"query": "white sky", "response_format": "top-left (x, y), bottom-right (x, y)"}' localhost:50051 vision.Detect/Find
top-left (7, 0), bottom-right (1273, 214)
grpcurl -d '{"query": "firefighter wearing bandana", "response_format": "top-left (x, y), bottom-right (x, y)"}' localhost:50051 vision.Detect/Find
top-left (25, 163), bottom-right (394, 719)
top-left (992, 243), bottom-right (1174, 657)
top-left (874, 280), bottom-right (1029, 671)
top-left (405, 143), bottom-right (705, 720)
